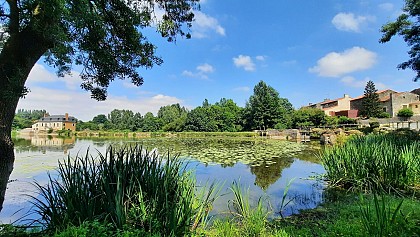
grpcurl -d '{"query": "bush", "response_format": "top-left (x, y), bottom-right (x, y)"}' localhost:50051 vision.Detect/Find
top-left (397, 108), bottom-right (414, 118)
top-left (377, 112), bottom-right (391, 118)
top-left (369, 121), bottom-right (380, 129)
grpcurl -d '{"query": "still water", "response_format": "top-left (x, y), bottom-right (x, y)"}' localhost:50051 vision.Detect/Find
top-left (1, 135), bottom-right (325, 224)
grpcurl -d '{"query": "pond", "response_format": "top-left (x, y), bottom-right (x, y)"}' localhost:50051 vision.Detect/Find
top-left (1, 135), bottom-right (325, 224)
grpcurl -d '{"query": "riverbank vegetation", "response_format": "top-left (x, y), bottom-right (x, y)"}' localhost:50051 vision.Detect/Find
top-left (322, 130), bottom-right (420, 193)
top-left (3, 131), bottom-right (419, 236)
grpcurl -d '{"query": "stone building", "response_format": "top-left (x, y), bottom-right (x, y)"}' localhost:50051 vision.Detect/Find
top-left (306, 94), bottom-right (353, 116)
top-left (32, 113), bottom-right (77, 132)
top-left (305, 89), bottom-right (420, 118)
top-left (350, 90), bottom-right (420, 117)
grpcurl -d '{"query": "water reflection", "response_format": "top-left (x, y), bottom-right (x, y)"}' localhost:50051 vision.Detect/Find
top-left (250, 157), bottom-right (293, 190)
top-left (2, 136), bottom-right (325, 224)
top-left (14, 135), bottom-right (75, 154)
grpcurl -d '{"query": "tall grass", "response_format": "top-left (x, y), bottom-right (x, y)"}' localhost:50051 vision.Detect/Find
top-left (197, 181), bottom-right (290, 237)
top-left (30, 145), bottom-right (218, 236)
top-left (359, 193), bottom-right (407, 237)
top-left (321, 132), bottom-right (420, 193)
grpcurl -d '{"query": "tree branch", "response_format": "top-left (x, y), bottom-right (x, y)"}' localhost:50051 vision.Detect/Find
top-left (5, 0), bottom-right (18, 35)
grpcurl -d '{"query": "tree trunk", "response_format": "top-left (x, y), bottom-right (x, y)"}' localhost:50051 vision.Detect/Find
top-left (0, 28), bottom-right (50, 212)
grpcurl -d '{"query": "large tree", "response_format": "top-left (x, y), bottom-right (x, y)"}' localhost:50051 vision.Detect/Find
top-left (360, 80), bottom-right (382, 118)
top-left (243, 81), bottom-right (294, 130)
top-left (0, 0), bottom-right (198, 211)
top-left (380, 0), bottom-right (420, 81)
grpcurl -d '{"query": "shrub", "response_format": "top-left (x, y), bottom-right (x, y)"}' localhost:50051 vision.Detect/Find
top-left (397, 108), bottom-right (414, 118)
top-left (377, 112), bottom-right (391, 118)
top-left (369, 121), bottom-right (380, 129)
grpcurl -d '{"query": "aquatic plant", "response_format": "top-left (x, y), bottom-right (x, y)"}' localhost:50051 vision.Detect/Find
top-left (359, 193), bottom-right (407, 237)
top-left (30, 145), bottom-right (218, 236)
top-left (321, 132), bottom-right (420, 193)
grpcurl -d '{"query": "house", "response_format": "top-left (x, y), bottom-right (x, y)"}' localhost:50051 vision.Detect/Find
top-left (305, 94), bottom-right (355, 117)
top-left (32, 113), bottom-right (77, 132)
top-left (350, 90), bottom-right (420, 117)
top-left (305, 89), bottom-right (420, 118)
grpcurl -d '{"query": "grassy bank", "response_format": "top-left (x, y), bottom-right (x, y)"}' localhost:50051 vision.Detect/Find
top-left (272, 192), bottom-right (420, 237)
top-left (72, 131), bottom-right (257, 139)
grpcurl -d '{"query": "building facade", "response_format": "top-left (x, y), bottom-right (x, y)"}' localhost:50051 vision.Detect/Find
top-left (32, 113), bottom-right (77, 132)
top-left (306, 94), bottom-right (353, 116)
top-left (305, 89), bottom-right (420, 118)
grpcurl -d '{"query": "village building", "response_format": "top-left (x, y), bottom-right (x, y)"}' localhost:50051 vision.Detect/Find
top-left (305, 89), bottom-right (420, 118)
top-left (32, 113), bottom-right (77, 132)
top-left (306, 94), bottom-right (357, 117)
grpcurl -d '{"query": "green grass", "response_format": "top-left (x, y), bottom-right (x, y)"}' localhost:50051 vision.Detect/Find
top-left (195, 181), bottom-right (290, 237)
top-left (321, 131), bottom-right (420, 193)
top-left (272, 193), bottom-right (420, 237)
top-left (28, 145), bottom-right (219, 236)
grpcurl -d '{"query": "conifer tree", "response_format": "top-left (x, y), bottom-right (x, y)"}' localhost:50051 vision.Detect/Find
top-left (360, 81), bottom-right (382, 118)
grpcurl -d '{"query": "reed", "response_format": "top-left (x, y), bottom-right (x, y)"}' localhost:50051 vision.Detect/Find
top-left (321, 132), bottom-right (420, 193)
top-left (30, 145), bottom-right (218, 236)
top-left (228, 180), bottom-right (270, 236)
top-left (359, 193), bottom-right (406, 237)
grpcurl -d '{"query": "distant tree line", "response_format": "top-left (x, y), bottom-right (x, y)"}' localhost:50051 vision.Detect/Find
top-left (12, 109), bottom-right (47, 129)
top-left (15, 81), bottom-right (358, 132)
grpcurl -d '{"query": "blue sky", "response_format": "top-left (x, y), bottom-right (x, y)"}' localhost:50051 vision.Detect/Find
top-left (17, 0), bottom-right (419, 121)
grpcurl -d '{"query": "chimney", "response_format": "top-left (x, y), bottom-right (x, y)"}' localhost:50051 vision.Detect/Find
top-left (344, 94), bottom-right (349, 98)
top-left (65, 113), bottom-right (69, 121)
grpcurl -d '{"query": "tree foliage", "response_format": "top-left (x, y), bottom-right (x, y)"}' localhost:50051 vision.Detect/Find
top-left (12, 109), bottom-right (47, 129)
top-left (360, 81), bottom-right (382, 118)
top-left (243, 81), bottom-right (294, 130)
top-left (292, 107), bottom-right (326, 128)
top-left (158, 104), bottom-right (188, 132)
top-left (0, 0), bottom-right (199, 213)
top-left (380, 0), bottom-right (420, 81)
top-left (0, 0), bottom-right (199, 100)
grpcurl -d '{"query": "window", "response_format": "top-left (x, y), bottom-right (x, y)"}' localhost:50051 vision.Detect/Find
top-left (403, 105), bottom-right (408, 109)
top-left (382, 107), bottom-right (387, 112)
top-left (416, 105), bottom-right (419, 108)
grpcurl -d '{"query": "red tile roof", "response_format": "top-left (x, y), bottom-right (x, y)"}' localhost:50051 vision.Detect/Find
top-left (350, 89), bottom-right (395, 101)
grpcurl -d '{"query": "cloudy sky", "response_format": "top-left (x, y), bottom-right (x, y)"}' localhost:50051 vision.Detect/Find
top-left (17, 0), bottom-right (419, 121)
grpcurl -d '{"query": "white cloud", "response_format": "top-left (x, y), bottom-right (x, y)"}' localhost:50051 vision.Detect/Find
top-left (19, 64), bottom-right (185, 121)
top-left (27, 63), bottom-right (79, 90)
top-left (192, 11), bottom-right (225, 38)
top-left (256, 56), bottom-right (266, 61)
top-left (309, 47), bottom-right (377, 77)
top-left (182, 63), bottom-right (214, 80)
top-left (182, 70), bottom-right (196, 77)
top-left (379, 3), bottom-right (394, 11)
top-left (197, 63), bottom-right (214, 73)
top-left (332, 12), bottom-right (370, 32)
top-left (17, 87), bottom-right (184, 121)
top-left (233, 55), bottom-right (256, 72)
top-left (341, 76), bottom-right (387, 90)
top-left (233, 86), bottom-right (250, 92)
